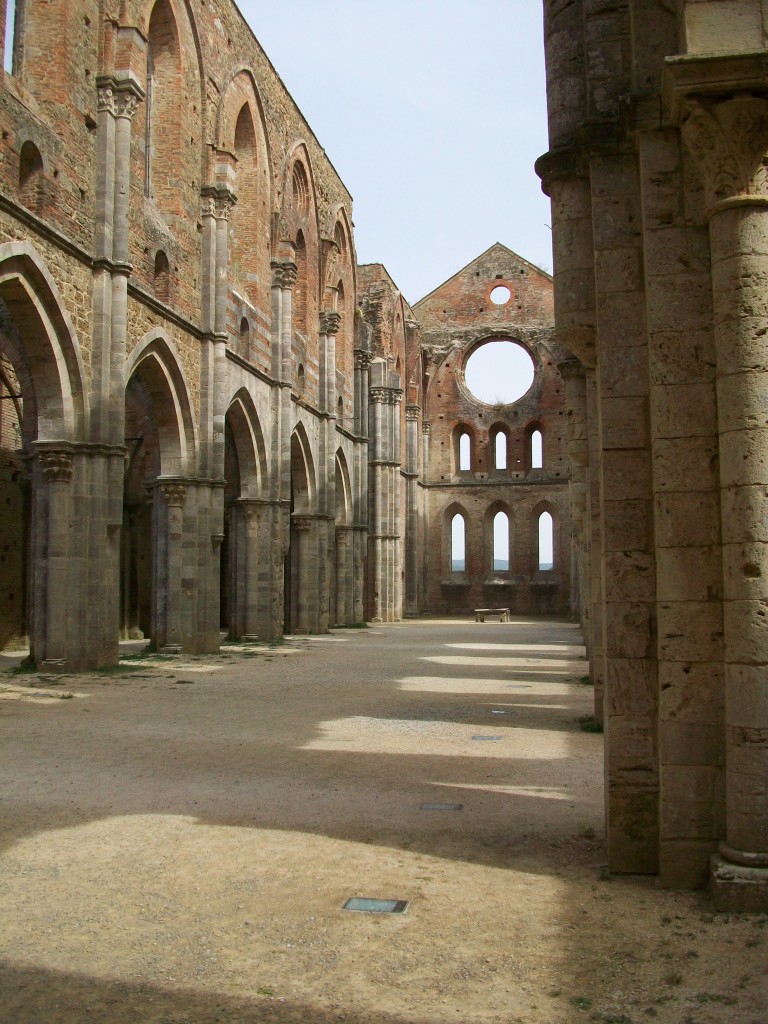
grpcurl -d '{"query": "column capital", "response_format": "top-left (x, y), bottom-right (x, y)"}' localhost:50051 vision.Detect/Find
top-left (96, 74), bottom-right (144, 118)
top-left (406, 404), bottom-right (421, 421)
top-left (201, 185), bottom-right (236, 220)
top-left (159, 480), bottom-right (187, 506)
top-left (38, 449), bottom-right (73, 482)
top-left (320, 310), bottom-right (341, 336)
top-left (680, 95), bottom-right (768, 214)
top-left (354, 349), bottom-right (370, 371)
top-left (369, 387), bottom-right (388, 405)
top-left (292, 514), bottom-right (313, 532)
top-left (271, 260), bottom-right (298, 290)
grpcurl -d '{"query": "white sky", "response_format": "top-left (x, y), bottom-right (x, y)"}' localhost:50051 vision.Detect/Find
top-left (238, 0), bottom-right (553, 307)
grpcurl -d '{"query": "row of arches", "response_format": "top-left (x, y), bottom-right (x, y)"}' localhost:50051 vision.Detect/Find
top-left (448, 506), bottom-right (555, 575)
top-left (0, 239), bottom-right (358, 658)
top-left (455, 424), bottom-right (543, 474)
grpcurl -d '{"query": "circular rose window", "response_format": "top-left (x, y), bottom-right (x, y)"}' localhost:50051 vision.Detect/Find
top-left (464, 339), bottom-right (534, 405)
top-left (489, 284), bottom-right (511, 305)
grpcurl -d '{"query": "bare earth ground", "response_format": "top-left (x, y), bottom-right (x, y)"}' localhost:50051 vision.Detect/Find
top-left (0, 618), bottom-right (766, 1024)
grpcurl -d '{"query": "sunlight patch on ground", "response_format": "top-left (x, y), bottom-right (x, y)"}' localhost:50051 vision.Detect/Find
top-left (301, 718), bottom-right (571, 758)
top-left (446, 642), bottom-right (584, 654)
top-left (396, 675), bottom-right (576, 695)
top-left (432, 781), bottom-right (574, 800)
top-left (422, 654), bottom-right (581, 670)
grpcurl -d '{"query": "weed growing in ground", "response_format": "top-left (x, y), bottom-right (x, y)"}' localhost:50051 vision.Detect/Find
top-left (578, 714), bottom-right (604, 733)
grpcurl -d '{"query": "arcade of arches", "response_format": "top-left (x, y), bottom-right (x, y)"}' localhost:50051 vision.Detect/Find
top-left (0, 0), bottom-right (767, 910)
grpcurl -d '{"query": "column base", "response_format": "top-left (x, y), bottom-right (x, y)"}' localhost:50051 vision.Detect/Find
top-left (711, 853), bottom-right (768, 912)
top-left (240, 634), bottom-right (259, 642)
top-left (159, 644), bottom-right (182, 655)
top-left (39, 659), bottom-right (67, 672)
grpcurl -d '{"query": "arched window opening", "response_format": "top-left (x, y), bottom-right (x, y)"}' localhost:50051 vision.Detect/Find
top-left (337, 395), bottom-right (344, 425)
top-left (334, 220), bottom-right (346, 257)
top-left (146, 0), bottom-right (181, 212)
top-left (232, 103), bottom-right (262, 302)
top-left (294, 230), bottom-right (307, 338)
top-left (4, 0), bottom-right (19, 74)
top-left (493, 511), bottom-right (509, 570)
top-left (18, 141), bottom-right (44, 213)
top-left (297, 363), bottom-right (305, 394)
top-left (458, 430), bottom-right (471, 472)
top-left (494, 431), bottom-right (507, 470)
top-left (153, 250), bottom-right (170, 303)
top-left (451, 513), bottom-right (465, 572)
top-left (292, 161), bottom-right (310, 212)
top-left (239, 316), bottom-right (250, 347)
top-left (538, 511), bottom-right (553, 571)
top-left (531, 429), bottom-right (543, 469)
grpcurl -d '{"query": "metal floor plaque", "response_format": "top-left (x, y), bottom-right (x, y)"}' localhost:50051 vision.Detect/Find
top-left (472, 735), bottom-right (503, 741)
top-left (343, 897), bottom-right (409, 914)
top-left (420, 802), bottom-right (464, 811)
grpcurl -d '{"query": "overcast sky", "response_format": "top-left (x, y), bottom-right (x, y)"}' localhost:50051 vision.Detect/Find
top-left (238, 0), bottom-right (552, 307)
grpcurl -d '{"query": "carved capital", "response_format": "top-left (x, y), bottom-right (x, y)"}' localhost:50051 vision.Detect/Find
top-left (271, 260), bottom-right (298, 290)
top-left (369, 387), bottom-right (389, 404)
top-left (681, 96), bottom-right (768, 212)
top-left (292, 514), bottom-right (313, 532)
top-left (238, 500), bottom-right (262, 524)
top-left (39, 450), bottom-right (73, 482)
top-left (320, 310), bottom-right (341, 336)
top-left (114, 88), bottom-right (141, 121)
top-left (406, 404), bottom-right (421, 421)
top-left (355, 350), bottom-right (371, 372)
top-left (159, 481), bottom-right (187, 506)
top-left (97, 84), bottom-right (116, 116)
top-left (422, 421), bottom-right (431, 436)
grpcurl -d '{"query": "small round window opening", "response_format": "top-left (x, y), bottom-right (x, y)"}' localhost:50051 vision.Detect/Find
top-left (464, 339), bottom-right (534, 405)
top-left (489, 284), bottom-right (511, 305)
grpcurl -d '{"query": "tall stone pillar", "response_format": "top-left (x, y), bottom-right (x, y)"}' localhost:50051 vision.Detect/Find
top-left (292, 514), bottom-right (313, 634)
top-left (559, 359), bottom-right (589, 628)
top-left (319, 311), bottom-right (341, 633)
top-left (36, 449), bottom-right (73, 669)
top-left (151, 479), bottom-right (187, 652)
top-left (271, 259), bottom-right (298, 634)
top-left (404, 403), bottom-right (421, 616)
top-left (676, 88), bottom-right (768, 910)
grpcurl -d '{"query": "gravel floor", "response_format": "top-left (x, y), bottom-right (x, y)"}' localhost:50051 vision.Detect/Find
top-left (0, 618), bottom-right (766, 1024)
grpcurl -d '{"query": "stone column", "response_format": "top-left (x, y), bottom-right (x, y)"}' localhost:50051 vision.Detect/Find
top-left (292, 514), bottom-right (313, 634)
top-left (152, 479), bottom-right (187, 653)
top-left (559, 360), bottom-right (589, 628)
top-left (404, 403), bottom-right (421, 616)
top-left (36, 449), bottom-right (73, 669)
top-left (271, 259), bottom-right (298, 634)
top-left (354, 348), bottom-right (370, 438)
top-left (679, 92), bottom-right (768, 911)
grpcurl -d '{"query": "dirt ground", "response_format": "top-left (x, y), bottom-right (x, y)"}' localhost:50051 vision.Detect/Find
top-left (0, 618), bottom-right (766, 1024)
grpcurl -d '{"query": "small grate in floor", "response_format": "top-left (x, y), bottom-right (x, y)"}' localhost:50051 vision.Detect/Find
top-left (472, 735), bottom-right (503, 741)
top-left (420, 802), bottom-right (463, 811)
top-left (343, 897), bottom-right (409, 914)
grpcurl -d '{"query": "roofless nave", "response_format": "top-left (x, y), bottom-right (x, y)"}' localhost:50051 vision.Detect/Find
top-left (0, 0), bottom-right (767, 910)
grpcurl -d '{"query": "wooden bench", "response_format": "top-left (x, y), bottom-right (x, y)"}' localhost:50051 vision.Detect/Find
top-left (474, 607), bottom-right (510, 623)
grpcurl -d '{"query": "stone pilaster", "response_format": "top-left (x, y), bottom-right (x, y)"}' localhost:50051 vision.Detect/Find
top-left (271, 258), bottom-right (298, 635)
top-left (404, 404), bottom-right (421, 616)
top-left (676, 84), bottom-right (768, 910)
top-left (152, 478), bottom-right (187, 653)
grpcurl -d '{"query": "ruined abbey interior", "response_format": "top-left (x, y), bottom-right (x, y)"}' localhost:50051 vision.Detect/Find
top-left (0, 0), bottom-right (766, 911)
